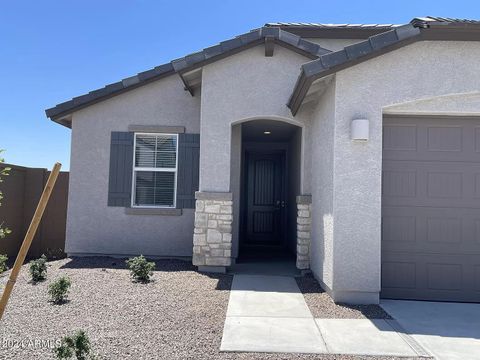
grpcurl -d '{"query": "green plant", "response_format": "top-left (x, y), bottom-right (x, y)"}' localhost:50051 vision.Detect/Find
top-left (54, 330), bottom-right (98, 360)
top-left (29, 254), bottom-right (48, 282)
top-left (126, 255), bottom-right (155, 282)
top-left (0, 149), bottom-right (11, 240)
top-left (48, 276), bottom-right (71, 304)
top-left (0, 254), bottom-right (7, 273)
top-left (46, 247), bottom-right (66, 260)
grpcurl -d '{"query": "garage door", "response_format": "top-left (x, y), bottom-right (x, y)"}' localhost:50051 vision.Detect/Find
top-left (381, 115), bottom-right (480, 302)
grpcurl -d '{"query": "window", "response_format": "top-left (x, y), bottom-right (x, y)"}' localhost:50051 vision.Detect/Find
top-left (132, 133), bottom-right (178, 208)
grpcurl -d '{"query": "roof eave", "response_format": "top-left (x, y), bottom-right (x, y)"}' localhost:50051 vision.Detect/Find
top-left (288, 22), bottom-right (480, 115)
top-left (45, 66), bottom-right (176, 125)
top-left (45, 27), bottom-right (330, 125)
top-left (288, 25), bottom-right (426, 115)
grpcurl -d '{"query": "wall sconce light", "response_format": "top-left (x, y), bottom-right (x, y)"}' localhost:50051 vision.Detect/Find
top-left (351, 118), bottom-right (369, 141)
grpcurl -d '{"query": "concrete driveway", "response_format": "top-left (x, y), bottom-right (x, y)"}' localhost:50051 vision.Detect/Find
top-left (381, 300), bottom-right (480, 360)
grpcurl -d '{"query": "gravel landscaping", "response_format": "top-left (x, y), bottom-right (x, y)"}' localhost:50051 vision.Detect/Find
top-left (296, 275), bottom-right (392, 319)
top-left (0, 257), bottom-right (423, 359)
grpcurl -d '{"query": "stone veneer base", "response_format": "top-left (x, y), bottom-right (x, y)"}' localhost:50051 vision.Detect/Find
top-left (296, 194), bottom-right (312, 270)
top-left (192, 191), bottom-right (233, 270)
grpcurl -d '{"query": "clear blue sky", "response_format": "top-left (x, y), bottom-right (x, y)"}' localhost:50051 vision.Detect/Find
top-left (1, 0), bottom-right (477, 170)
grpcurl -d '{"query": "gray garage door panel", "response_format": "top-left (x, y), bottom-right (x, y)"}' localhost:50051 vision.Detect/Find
top-left (382, 116), bottom-right (480, 302)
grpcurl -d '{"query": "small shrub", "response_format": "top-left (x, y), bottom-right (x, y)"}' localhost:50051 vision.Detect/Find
top-left (126, 255), bottom-right (155, 282)
top-left (29, 254), bottom-right (48, 282)
top-left (54, 330), bottom-right (97, 360)
top-left (0, 254), bottom-right (7, 273)
top-left (46, 247), bottom-right (66, 260)
top-left (48, 276), bottom-right (71, 304)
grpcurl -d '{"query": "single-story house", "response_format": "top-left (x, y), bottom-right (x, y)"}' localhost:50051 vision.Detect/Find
top-left (46, 16), bottom-right (480, 304)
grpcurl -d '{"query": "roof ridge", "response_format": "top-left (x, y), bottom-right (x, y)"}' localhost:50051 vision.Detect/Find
top-left (267, 16), bottom-right (480, 29)
top-left (265, 22), bottom-right (400, 28)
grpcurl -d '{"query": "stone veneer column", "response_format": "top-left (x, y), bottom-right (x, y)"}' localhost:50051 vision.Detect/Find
top-left (296, 195), bottom-right (312, 270)
top-left (192, 191), bottom-right (233, 273)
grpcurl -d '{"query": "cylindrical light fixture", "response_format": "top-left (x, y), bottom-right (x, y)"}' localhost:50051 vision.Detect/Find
top-left (351, 118), bottom-right (369, 141)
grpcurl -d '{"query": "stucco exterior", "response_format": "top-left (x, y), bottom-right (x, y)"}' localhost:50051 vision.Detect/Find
top-left (317, 40), bottom-right (480, 303)
top-left (308, 81), bottom-right (336, 290)
top-left (66, 75), bottom-right (200, 257)
top-left (55, 23), bottom-right (480, 304)
top-left (199, 44), bottom-right (312, 193)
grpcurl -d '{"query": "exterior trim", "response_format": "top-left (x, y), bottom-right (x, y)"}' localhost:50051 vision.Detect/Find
top-left (107, 132), bottom-right (134, 207)
top-left (124, 207), bottom-right (182, 216)
top-left (128, 125), bottom-right (185, 133)
top-left (131, 132), bottom-right (179, 209)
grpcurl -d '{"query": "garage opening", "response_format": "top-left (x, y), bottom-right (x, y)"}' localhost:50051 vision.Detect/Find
top-left (381, 115), bottom-right (480, 302)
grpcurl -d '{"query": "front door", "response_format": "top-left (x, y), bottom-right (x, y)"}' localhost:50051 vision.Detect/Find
top-left (242, 151), bottom-right (287, 249)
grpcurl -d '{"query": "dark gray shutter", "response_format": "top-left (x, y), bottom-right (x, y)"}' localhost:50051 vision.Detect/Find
top-left (176, 133), bottom-right (200, 209)
top-left (108, 132), bottom-right (134, 207)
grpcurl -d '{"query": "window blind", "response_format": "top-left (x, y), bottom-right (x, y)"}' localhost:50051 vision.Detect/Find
top-left (133, 133), bottom-right (177, 207)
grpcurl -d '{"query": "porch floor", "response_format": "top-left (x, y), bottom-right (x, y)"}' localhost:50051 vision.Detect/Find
top-left (228, 260), bottom-right (300, 277)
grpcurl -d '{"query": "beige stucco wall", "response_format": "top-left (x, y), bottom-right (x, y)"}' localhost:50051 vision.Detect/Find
top-left (198, 44), bottom-right (316, 260)
top-left (66, 75), bottom-right (201, 256)
top-left (308, 80), bottom-right (336, 289)
top-left (326, 40), bottom-right (480, 303)
top-left (199, 44), bottom-right (313, 193)
top-left (63, 35), bottom-right (480, 304)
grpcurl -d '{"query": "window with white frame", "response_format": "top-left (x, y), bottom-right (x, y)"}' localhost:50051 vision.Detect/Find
top-left (132, 133), bottom-right (178, 208)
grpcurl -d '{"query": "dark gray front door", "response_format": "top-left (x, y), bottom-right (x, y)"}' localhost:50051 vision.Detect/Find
top-left (381, 115), bottom-right (480, 302)
top-left (243, 151), bottom-right (286, 248)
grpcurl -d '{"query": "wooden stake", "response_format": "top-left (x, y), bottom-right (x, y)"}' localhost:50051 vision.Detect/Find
top-left (0, 162), bottom-right (62, 320)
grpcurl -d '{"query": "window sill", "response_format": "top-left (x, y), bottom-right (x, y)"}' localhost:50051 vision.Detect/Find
top-left (124, 207), bottom-right (182, 216)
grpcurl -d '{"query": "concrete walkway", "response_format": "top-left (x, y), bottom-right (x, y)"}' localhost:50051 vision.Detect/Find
top-left (221, 275), bottom-right (427, 356)
top-left (221, 275), bottom-right (326, 353)
top-left (381, 300), bottom-right (480, 360)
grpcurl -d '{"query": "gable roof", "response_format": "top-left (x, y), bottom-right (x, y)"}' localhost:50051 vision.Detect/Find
top-left (45, 27), bottom-right (331, 126)
top-left (288, 17), bottom-right (480, 114)
top-left (46, 16), bottom-right (480, 124)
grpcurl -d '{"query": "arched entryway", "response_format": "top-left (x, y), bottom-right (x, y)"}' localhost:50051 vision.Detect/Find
top-left (229, 118), bottom-right (306, 272)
